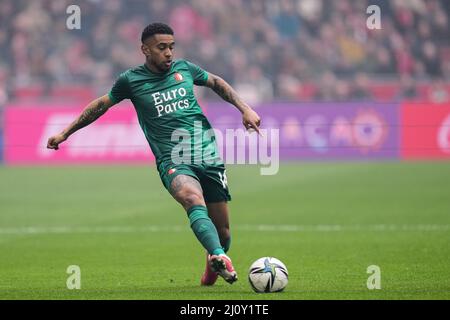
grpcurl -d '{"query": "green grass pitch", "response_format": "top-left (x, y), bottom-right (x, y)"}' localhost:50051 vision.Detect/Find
top-left (0, 162), bottom-right (449, 300)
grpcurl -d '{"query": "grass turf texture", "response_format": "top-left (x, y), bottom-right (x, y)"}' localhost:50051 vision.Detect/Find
top-left (0, 162), bottom-right (449, 300)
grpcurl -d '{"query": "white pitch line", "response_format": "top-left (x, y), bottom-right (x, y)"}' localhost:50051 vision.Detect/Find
top-left (0, 224), bottom-right (449, 235)
top-left (238, 224), bottom-right (450, 232)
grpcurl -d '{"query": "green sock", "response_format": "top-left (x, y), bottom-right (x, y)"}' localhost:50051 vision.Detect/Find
top-left (222, 236), bottom-right (231, 253)
top-left (187, 205), bottom-right (225, 256)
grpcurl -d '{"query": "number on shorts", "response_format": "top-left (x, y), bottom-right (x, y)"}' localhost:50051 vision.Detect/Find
top-left (218, 170), bottom-right (228, 189)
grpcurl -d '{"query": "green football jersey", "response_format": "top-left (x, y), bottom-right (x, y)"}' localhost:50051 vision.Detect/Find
top-left (108, 59), bottom-right (222, 166)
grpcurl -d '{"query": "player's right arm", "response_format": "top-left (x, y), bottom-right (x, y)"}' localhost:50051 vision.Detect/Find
top-left (46, 94), bottom-right (115, 150)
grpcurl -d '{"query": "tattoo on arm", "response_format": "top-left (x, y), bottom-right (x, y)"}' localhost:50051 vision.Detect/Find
top-left (63, 98), bottom-right (110, 138)
top-left (210, 76), bottom-right (248, 112)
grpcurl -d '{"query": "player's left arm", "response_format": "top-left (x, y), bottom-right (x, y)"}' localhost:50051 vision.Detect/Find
top-left (205, 72), bottom-right (261, 134)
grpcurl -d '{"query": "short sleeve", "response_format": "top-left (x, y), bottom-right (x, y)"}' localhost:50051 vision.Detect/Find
top-left (108, 72), bottom-right (130, 104)
top-left (185, 60), bottom-right (209, 86)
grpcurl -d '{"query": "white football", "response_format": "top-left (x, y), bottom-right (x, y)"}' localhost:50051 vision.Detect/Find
top-left (248, 257), bottom-right (289, 293)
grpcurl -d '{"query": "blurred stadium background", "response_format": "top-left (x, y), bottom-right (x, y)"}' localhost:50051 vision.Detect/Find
top-left (1, 0), bottom-right (449, 104)
top-left (1, 0), bottom-right (450, 163)
top-left (1, 0), bottom-right (450, 299)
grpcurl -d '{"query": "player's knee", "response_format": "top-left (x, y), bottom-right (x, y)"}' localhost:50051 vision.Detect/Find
top-left (181, 192), bottom-right (205, 208)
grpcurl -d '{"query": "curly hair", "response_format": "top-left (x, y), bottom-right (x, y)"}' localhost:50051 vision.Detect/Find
top-left (141, 23), bottom-right (174, 43)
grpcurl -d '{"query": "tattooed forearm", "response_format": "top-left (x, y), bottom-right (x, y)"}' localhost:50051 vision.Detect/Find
top-left (62, 97), bottom-right (110, 138)
top-left (211, 76), bottom-right (249, 113)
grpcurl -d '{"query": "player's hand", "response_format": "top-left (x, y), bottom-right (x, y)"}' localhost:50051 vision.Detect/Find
top-left (242, 109), bottom-right (261, 135)
top-left (47, 133), bottom-right (67, 150)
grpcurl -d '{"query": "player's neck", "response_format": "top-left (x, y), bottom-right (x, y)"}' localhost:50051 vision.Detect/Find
top-left (145, 61), bottom-right (167, 75)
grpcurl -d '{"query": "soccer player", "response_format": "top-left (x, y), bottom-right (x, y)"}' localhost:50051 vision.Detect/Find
top-left (47, 23), bottom-right (261, 285)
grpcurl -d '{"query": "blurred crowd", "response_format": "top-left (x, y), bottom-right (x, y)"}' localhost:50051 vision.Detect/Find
top-left (0, 0), bottom-right (449, 106)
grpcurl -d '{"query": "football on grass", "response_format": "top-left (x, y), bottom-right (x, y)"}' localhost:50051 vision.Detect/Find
top-left (248, 257), bottom-right (288, 293)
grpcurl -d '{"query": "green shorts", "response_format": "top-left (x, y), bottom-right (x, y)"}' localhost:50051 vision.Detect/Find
top-left (158, 161), bottom-right (232, 203)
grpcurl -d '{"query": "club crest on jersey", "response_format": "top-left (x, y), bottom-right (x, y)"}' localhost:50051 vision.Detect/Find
top-left (174, 73), bottom-right (183, 82)
top-left (168, 168), bottom-right (177, 175)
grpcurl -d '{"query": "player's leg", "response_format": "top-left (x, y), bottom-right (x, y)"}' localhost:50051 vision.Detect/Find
top-left (207, 201), bottom-right (231, 253)
top-left (201, 164), bottom-right (232, 253)
top-left (197, 164), bottom-right (236, 285)
top-left (200, 201), bottom-right (231, 286)
top-left (205, 201), bottom-right (235, 284)
top-left (169, 174), bottom-right (222, 255)
top-left (170, 174), bottom-right (206, 210)
top-left (169, 174), bottom-right (237, 284)
top-left (158, 163), bottom-right (236, 283)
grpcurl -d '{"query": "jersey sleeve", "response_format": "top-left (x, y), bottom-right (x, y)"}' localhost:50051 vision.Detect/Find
top-left (185, 60), bottom-right (209, 86)
top-left (108, 72), bottom-right (131, 104)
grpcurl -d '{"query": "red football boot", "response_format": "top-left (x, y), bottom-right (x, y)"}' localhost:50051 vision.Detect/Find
top-left (209, 254), bottom-right (238, 284)
top-left (201, 253), bottom-right (219, 286)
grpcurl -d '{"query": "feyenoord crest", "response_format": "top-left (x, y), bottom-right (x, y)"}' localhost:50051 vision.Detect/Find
top-left (174, 73), bottom-right (183, 82)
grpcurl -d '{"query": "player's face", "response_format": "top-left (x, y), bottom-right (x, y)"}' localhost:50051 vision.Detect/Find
top-left (142, 34), bottom-right (175, 73)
